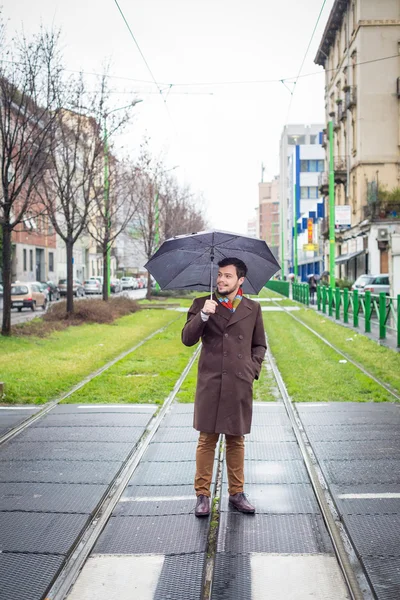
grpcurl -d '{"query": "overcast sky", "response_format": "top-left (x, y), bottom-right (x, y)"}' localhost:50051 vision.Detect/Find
top-left (3, 0), bottom-right (334, 233)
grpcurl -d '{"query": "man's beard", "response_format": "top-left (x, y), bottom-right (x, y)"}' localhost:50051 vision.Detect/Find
top-left (217, 282), bottom-right (238, 296)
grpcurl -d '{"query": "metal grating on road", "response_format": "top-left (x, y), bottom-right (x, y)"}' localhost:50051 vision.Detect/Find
top-left (245, 441), bottom-right (302, 461)
top-left (220, 483), bottom-right (320, 514)
top-left (114, 497), bottom-right (196, 517)
top-left (305, 424), bottom-right (400, 442)
top-left (0, 441), bottom-right (134, 462)
top-left (154, 553), bottom-right (205, 600)
top-left (336, 496), bottom-right (400, 517)
top-left (362, 557), bottom-right (400, 600)
top-left (151, 427), bottom-right (199, 443)
top-left (246, 426), bottom-right (296, 443)
top-left (0, 512), bottom-right (89, 554)
top-left (122, 484), bottom-right (194, 499)
top-left (211, 553), bottom-right (252, 600)
top-left (159, 412), bottom-right (194, 428)
top-left (0, 482), bottom-right (108, 514)
top-left (32, 412), bottom-right (153, 428)
top-left (217, 513), bottom-right (333, 554)
top-left (344, 514), bottom-right (400, 557)
top-left (143, 441), bottom-right (198, 462)
top-left (0, 459), bottom-right (121, 484)
top-left (52, 404), bottom-right (156, 414)
top-left (222, 460), bottom-right (309, 485)
top-left (308, 440), bottom-right (400, 460)
top-left (169, 403), bottom-right (197, 413)
top-left (17, 426), bottom-right (144, 444)
top-left (128, 461), bottom-right (207, 486)
top-left (93, 514), bottom-right (209, 554)
top-left (0, 552), bottom-right (64, 600)
top-left (251, 413), bottom-right (293, 427)
top-left (298, 411), bottom-right (400, 427)
top-left (320, 459), bottom-right (400, 485)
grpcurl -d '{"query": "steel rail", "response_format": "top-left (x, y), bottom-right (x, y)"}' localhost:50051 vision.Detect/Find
top-left (0, 315), bottom-right (182, 447)
top-left (45, 343), bottom-right (202, 600)
top-left (265, 343), bottom-right (372, 600)
top-left (275, 299), bottom-right (400, 402)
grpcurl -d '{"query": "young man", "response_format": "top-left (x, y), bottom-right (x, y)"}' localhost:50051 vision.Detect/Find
top-left (181, 257), bottom-right (266, 517)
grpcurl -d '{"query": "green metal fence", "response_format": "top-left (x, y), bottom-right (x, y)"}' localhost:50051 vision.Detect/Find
top-left (292, 282), bottom-right (309, 305)
top-left (315, 285), bottom-right (400, 347)
top-left (265, 280), bottom-right (290, 298)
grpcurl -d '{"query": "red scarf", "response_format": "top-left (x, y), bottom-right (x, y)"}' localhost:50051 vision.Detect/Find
top-left (216, 287), bottom-right (243, 312)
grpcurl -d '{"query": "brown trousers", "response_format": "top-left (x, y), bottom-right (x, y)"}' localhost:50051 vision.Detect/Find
top-left (195, 432), bottom-right (245, 497)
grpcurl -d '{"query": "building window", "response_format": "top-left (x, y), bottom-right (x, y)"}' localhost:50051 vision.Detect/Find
top-left (300, 160), bottom-right (324, 172)
top-left (310, 135), bottom-right (318, 145)
top-left (23, 249), bottom-right (27, 271)
top-left (29, 249), bottom-right (33, 271)
top-left (301, 187), bottom-right (319, 199)
top-left (49, 252), bottom-right (54, 272)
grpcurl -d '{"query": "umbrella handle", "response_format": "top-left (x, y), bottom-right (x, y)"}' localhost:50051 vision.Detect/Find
top-left (210, 250), bottom-right (214, 299)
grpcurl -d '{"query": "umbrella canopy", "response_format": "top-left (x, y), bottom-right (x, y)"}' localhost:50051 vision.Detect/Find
top-left (144, 230), bottom-right (281, 295)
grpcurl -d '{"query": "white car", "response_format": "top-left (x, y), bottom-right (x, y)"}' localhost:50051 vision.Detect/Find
top-left (351, 274), bottom-right (390, 296)
top-left (120, 277), bottom-right (136, 290)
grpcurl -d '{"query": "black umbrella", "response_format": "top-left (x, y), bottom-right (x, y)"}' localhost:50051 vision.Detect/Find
top-left (144, 230), bottom-right (280, 296)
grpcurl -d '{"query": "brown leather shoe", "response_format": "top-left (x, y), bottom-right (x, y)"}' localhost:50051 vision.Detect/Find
top-left (229, 492), bottom-right (255, 514)
top-left (195, 494), bottom-right (210, 517)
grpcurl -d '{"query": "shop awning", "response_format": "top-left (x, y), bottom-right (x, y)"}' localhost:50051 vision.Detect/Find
top-left (335, 249), bottom-right (364, 264)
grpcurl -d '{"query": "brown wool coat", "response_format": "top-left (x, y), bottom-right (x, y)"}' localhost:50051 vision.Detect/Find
top-left (181, 294), bottom-right (267, 436)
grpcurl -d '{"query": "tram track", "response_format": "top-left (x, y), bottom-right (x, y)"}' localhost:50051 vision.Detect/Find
top-left (0, 314), bottom-right (182, 447)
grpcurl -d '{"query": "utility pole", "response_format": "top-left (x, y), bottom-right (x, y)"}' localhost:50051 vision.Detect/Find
top-left (293, 182), bottom-right (298, 279)
top-left (103, 118), bottom-right (111, 297)
top-left (328, 120), bottom-right (335, 287)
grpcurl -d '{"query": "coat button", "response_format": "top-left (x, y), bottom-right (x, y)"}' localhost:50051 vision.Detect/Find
top-left (238, 372), bottom-right (242, 377)
top-left (238, 354), bottom-right (242, 359)
top-left (224, 333), bottom-right (229, 338)
top-left (222, 370), bottom-right (227, 375)
top-left (223, 351), bottom-right (228, 357)
top-left (238, 334), bottom-right (243, 340)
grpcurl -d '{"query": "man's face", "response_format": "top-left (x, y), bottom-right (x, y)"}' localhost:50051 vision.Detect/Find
top-left (216, 265), bottom-right (245, 295)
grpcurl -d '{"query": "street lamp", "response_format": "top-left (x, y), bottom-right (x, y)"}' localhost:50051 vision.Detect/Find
top-left (104, 100), bottom-right (143, 297)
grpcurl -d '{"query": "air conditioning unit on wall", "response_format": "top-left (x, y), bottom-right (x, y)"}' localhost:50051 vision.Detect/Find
top-left (377, 228), bottom-right (389, 241)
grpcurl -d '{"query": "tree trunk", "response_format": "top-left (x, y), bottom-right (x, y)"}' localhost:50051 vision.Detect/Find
top-left (66, 240), bottom-right (74, 315)
top-left (102, 243), bottom-right (109, 301)
top-left (146, 270), bottom-right (152, 300)
top-left (1, 225), bottom-right (12, 336)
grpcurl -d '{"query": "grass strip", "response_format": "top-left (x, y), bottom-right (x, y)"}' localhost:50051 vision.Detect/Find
top-left (65, 316), bottom-right (197, 404)
top-left (263, 311), bottom-right (393, 402)
top-left (0, 310), bottom-right (176, 405)
top-left (293, 307), bottom-right (400, 396)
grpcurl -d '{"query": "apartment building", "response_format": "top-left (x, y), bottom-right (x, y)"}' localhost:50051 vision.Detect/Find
top-left (258, 177), bottom-right (279, 259)
top-left (279, 124), bottom-right (325, 277)
top-left (315, 0), bottom-right (400, 294)
top-left (11, 212), bottom-right (57, 283)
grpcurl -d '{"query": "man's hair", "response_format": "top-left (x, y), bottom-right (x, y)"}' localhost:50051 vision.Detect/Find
top-left (218, 257), bottom-right (247, 279)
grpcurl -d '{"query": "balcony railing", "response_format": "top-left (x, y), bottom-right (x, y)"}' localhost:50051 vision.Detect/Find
top-left (364, 200), bottom-right (400, 221)
top-left (338, 102), bottom-right (346, 121)
top-left (345, 86), bottom-right (357, 110)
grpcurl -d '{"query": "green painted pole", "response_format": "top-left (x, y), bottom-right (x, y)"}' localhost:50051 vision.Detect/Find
top-left (343, 288), bottom-right (349, 323)
top-left (335, 287), bottom-right (341, 320)
top-left (353, 290), bottom-right (359, 327)
top-left (379, 292), bottom-right (386, 340)
top-left (294, 183), bottom-right (298, 279)
top-left (364, 291), bottom-right (371, 333)
top-left (397, 295), bottom-right (400, 348)
top-left (317, 285), bottom-right (321, 311)
top-left (280, 192), bottom-right (285, 280)
top-left (322, 285), bottom-right (327, 314)
top-left (328, 120), bottom-right (335, 289)
top-left (103, 118), bottom-right (111, 298)
top-left (328, 286), bottom-right (333, 317)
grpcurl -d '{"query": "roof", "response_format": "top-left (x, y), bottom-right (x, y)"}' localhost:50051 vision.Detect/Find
top-left (314, 0), bottom-right (349, 66)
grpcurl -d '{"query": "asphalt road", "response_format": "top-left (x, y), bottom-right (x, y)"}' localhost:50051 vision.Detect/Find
top-left (0, 288), bottom-right (147, 326)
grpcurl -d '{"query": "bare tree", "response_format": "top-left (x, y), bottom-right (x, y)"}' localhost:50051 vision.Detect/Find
top-left (161, 177), bottom-right (207, 240)
top-left (36, 76), bottom-right (105, 315)
top-left (86, 156), bottom-right (141, 300)
top-left (0, 19), bottom-right (61, 335)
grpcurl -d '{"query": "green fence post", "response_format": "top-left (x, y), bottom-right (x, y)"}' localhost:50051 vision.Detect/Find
top-left (335, 287), bottom-right (341, 320)
top-left (353, 290), bottom-right (359, 327)
top-left (322, 286), bottom-right (327, 314)
top-left (343, 288), bottom-right (349, 324)
top-left (379, 292), bottom-right (386, 340)
top-left (364, 291), bottom-right (371, 333)
top-left (397, 295), bottom-right (400, 348)
top-left (306, 284), bottom-right (310, 306)
top-left (317, 285), bottom-right (321, 311)
top-left (328, 287), bottom-right (333, 317)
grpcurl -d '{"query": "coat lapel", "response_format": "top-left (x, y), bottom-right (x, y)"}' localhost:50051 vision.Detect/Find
top-left (226, 296), bottom-right (253, 327)
top-left (212, 293), bottom-right (230, 321)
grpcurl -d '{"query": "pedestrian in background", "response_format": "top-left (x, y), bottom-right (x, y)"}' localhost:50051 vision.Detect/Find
top-left (308, 274), bottom-right (317, 305)
top-left (182, 257), bottom-right (266, 517)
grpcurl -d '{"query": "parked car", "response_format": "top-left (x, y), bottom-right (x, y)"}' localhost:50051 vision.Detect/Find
top-left (351, 274), bottom-right (390, 296)
top-left (120, 276), bottom-right (136, 290)
top-left (58, 279), bottom-right (85, 297)
top-left (89, 276), bottom-right (103, 286)
top-left (43, 281), bottom-right (61, 302)
top-left (110, 279), bottom-right (122, 293)
top-left (11, 282), bottom-right (47, 312)
top-left (84, 279), bottom-right (102, 295)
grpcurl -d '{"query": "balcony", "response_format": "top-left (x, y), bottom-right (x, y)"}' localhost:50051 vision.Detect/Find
top-left (321, 129), bottom-right (328, 149)
top-left (318, 172), bottom-right (329, 196)
top-left (345, 86), bottom-right (357, 110)
top-left (364, 200), bottom-right (400, 221)
top-left (334, 156), bottom-right (348, 184)
top-left (321, 217), bottom-right (329, 239)
top-left (338, 102), bottom-right (346, 122)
